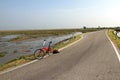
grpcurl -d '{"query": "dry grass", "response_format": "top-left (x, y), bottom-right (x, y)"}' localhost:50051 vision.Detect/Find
top-left (0, 52), bottom-right (7, 58)
top-left (107, 29), bottom-right (120, 49)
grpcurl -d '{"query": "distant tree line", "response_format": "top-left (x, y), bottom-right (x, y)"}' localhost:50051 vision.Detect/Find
top-left (114, 27), bottom-right (120, 32)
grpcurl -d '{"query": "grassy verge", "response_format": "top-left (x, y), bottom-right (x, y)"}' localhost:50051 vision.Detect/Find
top-left (0, 34), bottom-right (81, 71)
top-left (0, 54), bottom-right (36, 71)
top-left (107, 29), bottom-right (120, 49)
top-left (53, 35), bottom-right (81, 49)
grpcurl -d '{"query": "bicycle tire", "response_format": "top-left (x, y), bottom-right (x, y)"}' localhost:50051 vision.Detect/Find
top-left (34, 49), bottom-right (45, 59)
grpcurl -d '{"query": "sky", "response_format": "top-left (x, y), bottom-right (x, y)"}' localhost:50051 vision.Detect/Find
top-left (0, 0), bottom-right (120, 30)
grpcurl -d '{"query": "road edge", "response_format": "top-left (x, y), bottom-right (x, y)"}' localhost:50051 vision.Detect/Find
top-left (59, 35), bottom-right (84, 51)
top-left (106, 30), bottom-right (120, 63)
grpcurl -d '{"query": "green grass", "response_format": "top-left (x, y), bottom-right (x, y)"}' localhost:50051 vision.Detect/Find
top-left (0, 59), bottom-right (27, 71)
top-left (0, 54), bottom-right (35, 71)
top-left (0, 52), bottom-right (7, 58)
top-left (0, 54), bottom-right (5, 58)
top-left (107, 29), bottom-right (120, 49)
top-left (13, 50), bottom-right (18, 54)
top-left (53, 35), bottom-right (81, 50)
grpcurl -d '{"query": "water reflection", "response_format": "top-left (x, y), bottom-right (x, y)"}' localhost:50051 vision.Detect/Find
top-left (0, 35), bottom-right (21, 42)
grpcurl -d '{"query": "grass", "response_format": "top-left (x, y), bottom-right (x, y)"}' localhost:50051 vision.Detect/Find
top-left (0, 53), bottom-right (5, 58)
top-left (0, 52), bottom-right (7, 58)
top-left (107, 29), bottom-right (120, 49)
top-left (0, 54), bottom-right (35, 71)
top-left (0, 59), bottom-right (27, 71)
top-left (13, 50), bottom-right (18, 54)
top-left (0, 34), bottom-right (81, 71)
top-left (53, 35), bottom-right (81, 50)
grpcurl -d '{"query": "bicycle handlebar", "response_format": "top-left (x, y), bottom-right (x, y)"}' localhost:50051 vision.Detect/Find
top-left (42, 39), bottom-right (52, 47)
top-left (42, 40), bottom-right (46, 47)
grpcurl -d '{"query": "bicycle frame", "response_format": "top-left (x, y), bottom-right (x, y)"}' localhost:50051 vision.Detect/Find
top-left (41, 40), bottom-right (52, 53)
top-left (34, 40), bottom-right (53, 59)
top-left (34, 39), bottom-right (59, 59)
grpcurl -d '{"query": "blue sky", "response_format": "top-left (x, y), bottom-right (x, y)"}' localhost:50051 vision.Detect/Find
top-left (0, 0), bottom-right (120, 30)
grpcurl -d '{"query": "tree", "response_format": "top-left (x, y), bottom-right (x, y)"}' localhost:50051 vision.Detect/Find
top-left (115, 26), bottom-right (120, 32)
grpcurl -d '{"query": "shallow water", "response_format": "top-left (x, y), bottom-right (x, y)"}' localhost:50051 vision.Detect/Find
top-left (0, 35), bottom-right (21, 42)
top-left (0, 32), bottom-right (82, 64)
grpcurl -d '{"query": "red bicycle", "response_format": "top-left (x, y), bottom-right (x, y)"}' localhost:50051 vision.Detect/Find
top-left (34, 40), bottom-right (59, 59)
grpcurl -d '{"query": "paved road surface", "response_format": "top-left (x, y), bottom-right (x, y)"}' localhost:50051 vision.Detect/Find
top-left (0, 30), bottom-right (120, 80)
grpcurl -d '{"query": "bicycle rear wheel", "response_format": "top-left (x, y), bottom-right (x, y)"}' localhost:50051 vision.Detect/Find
top-left (34, 49), bottom-right (45, 59)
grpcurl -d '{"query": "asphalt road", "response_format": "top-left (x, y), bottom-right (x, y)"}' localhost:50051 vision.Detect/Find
top-left (0, 30), bottom-right (120, 80)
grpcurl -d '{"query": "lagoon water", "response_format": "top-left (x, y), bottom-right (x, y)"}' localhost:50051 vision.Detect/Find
top-left (0, 35), bottom-right (21, 42)
top-left (0, 32), bottom-right (82, 64)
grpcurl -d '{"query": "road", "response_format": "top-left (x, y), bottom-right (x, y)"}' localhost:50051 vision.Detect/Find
top-left (0, 30), bottom-right (120, 80)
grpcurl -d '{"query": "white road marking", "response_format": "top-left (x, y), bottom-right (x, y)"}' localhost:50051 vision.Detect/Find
top-left (106, 31), bottom-right (120, 62)
top-left (0, 60), bottom-right (38, 75)
top-left (0, 34), bottom-right (84, 75)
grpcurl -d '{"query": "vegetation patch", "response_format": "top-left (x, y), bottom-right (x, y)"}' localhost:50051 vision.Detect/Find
top-left (107, 29), bottom-right (120, 49)
top-left (0, 58), bottom-right (26, 71)
top-left (53, 35), bottom-right (81, 50)
top-left (0, 52), bottom-right (7, 58)
top-left (13, 50), bottom-right (18, 54)
top-left (0, 54), bottom-right (36, 71)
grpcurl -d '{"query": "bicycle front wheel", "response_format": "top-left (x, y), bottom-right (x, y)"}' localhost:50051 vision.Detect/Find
top-left (34, 49), bottom-right (45, 59)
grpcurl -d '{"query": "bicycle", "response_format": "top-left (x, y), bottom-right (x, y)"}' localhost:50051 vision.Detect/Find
top-left (34, 40), bottom-right (53, 59)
